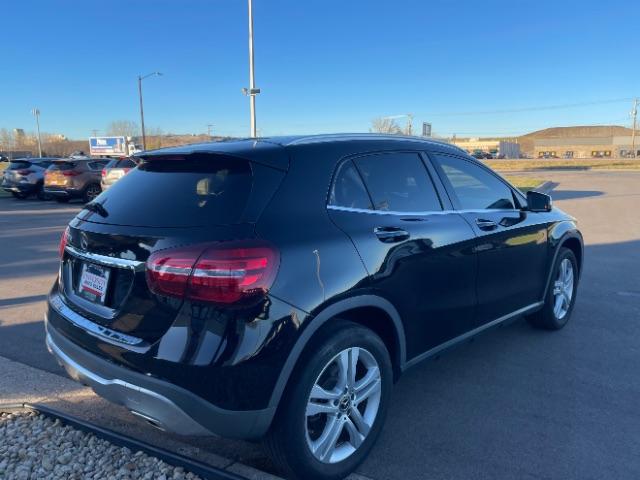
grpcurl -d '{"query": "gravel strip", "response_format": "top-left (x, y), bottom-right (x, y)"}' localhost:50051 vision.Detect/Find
top-left (0, 411), bottom-right (203, 480)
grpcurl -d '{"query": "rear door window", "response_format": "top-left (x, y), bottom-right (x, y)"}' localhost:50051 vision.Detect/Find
top-left (354, 152), bottom-right (442, 212)
top-left (79, 154), bottom-right (256, 227)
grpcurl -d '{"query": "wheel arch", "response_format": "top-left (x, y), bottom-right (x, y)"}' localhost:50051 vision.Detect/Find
top-left (267, 295), bottom-right (406, 412)
top-left (542, 227), bottom-right (584, 299)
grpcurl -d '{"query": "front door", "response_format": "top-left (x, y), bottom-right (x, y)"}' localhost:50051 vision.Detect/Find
top-left (430, 153), bottom-right (549, 324)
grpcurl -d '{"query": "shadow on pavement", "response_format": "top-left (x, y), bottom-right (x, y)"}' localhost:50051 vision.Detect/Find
top-left (550, 190), bottom-right (604, 201)
top-left (0, 294), bottom-right (48, 308)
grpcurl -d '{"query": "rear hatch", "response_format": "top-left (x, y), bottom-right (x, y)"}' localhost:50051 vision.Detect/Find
top-left (56, 152), bottom-right (286, 346)
top-left (3, 160), bottom-right (35, 183)
top-left (45, 160), bottom-right (77, 188)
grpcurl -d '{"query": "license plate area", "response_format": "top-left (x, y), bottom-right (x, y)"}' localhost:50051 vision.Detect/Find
top-left (77, 262), bottom-right (111, 305)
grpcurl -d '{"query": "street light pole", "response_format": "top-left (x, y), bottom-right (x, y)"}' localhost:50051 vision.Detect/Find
top-left (137, 72), bottom-right (162, 151)
top-left (631, 98), bottom-right (638, 158)
top-left (244, 0), bottom-right (260, 137)
top-left (31, 108), bottom-right (42, 158)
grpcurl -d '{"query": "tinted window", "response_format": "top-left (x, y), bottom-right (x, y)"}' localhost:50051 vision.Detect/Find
top-left (80, 155), bottom-right (254, 227)
top-left (49, 161), bottom-right (76, 171)
top-left (106, 158), bottom-right (136, 169)
top-left (354, 153), bottom-right (442, 212)
top-left (88, 160), bottom-right (108, 170)
top-left (8, 161), bottom-right (31, 170)
top-left (434, 154), bottom-right (515, 210)
top-left (328, 161), bottom-right (372, 210)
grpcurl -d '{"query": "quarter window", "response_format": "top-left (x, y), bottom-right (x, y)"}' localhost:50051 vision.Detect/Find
top-left (328, 161), bottom-right (372, 210)
top-left (434, 154), bottom-right (515, 210)
top-left (354, 153), bottom-right (442, 212)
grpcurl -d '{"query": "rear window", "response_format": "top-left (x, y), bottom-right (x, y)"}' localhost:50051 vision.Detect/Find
top-left (8, 161), bottom-right (32, 170)
top-left (106, 158), bottom-right (136, 169)
top-left (80, 155), bottom-right (255, 227)
top-left (49, 161), bottom-right (77, 171)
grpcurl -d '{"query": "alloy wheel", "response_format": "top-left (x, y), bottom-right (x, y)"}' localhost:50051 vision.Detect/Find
top-left (552, 258), bottom-right (574, 320)
top-left (305, 347), bottom-right (382, 464)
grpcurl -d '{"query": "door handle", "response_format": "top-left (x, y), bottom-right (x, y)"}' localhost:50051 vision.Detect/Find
top-left (475, 218), bottom-right (498, 231)
top-left (374, 226), bottom-right (410, 243)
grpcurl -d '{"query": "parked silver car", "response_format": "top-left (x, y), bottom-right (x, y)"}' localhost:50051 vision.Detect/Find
top-left (1, 157), bottom-right (60, 199)
top-left (100, 157), bottom-right (138, 191)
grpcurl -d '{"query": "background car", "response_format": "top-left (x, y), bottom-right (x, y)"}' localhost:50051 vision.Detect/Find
top-left (2, 157), bottom-right (60, 199)
top-left (101, 157), bottom-right (138, 190)
top-left (44, 158), bottom-right (108, 203)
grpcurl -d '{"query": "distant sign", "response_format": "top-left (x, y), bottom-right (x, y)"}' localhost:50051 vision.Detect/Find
top-left (89, 136), bottom-right (127, 156)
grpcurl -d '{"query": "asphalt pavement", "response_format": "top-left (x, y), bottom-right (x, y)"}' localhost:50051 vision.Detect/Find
top-left (1, 171), bottom-right (639, 480)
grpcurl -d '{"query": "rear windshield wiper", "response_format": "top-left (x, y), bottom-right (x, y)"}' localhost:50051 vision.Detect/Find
top-left (84, 201), bottom-right (109, 218)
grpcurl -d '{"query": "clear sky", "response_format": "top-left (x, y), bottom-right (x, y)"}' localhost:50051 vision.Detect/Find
top-left (2, 0), bottom-right (639, 139)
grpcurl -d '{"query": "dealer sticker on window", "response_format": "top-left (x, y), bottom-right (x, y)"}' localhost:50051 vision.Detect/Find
top-left (78, 263), bottom-right (110, 304)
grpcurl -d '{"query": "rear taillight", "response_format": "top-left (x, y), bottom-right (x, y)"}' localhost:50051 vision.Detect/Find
top-left (101, 169), bottom-right (107, 177)
top-left (62, 170), bottom-right (80, 177)
top-left (146, 241), bottom-right (279, 304)
top-left (17, 169), bottom-right (34, 175)
top-left (59, 227), bottom-right (69, 258)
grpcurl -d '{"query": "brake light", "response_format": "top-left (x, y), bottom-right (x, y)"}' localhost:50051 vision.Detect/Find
top-left (17, 169), bottom-right (34, 175)
top-left (62, 170), bottom-right (80, 177)
top-left (101, 169), bottom-right (107, 177)
top-left (59, 227), bottom-right (69, 258)
top-left (146, 241), bottom-right (279, 304)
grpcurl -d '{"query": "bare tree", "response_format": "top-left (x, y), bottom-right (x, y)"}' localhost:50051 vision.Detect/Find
top-left (370, 117), bottom-right (402, 134)
top-left (106, 120), bottom-right (140, 138)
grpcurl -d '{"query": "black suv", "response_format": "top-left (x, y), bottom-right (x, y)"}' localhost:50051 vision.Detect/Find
top-left (46, 134), bottom-right (583, 480)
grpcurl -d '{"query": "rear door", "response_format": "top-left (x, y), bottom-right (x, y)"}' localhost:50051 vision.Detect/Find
top-left (430, 153), bottom-right (549, 324)
top-left (327, 151), bottom-right (478, 358)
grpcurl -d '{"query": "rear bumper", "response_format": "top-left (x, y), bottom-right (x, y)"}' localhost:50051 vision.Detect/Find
top-left (44, 187), bottom-right (75, 198)
top-left (2, 181), bottom-right (37, 194)
top-left (45, 321), bottom-right (276, 439)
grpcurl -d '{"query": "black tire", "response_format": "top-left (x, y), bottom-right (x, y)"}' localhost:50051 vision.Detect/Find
top-left (264, 321), bottom-right (392, 480)
top-left (54, 197), bottom-right (69, 203)
top-left (526, 247), bottom-right (578, 330)
top-left (11, 191), bottom-right (28, 199)
top-left (83, 183), bottom-right (101, 203)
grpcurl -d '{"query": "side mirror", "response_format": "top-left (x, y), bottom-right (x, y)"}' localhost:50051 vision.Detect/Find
top-left (526, 190), bottom-right (552, 212)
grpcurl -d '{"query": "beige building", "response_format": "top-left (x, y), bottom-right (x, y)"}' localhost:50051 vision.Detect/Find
top-left (534, 136), bottom-right (639, 158)
top-left (452, 139), bottom-right (521, 158)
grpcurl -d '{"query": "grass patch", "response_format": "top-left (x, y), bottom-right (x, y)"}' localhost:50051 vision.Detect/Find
top-left (503, 176), bottom-right (545, 193)
top-left (485, 158), bottom-right (640, 171)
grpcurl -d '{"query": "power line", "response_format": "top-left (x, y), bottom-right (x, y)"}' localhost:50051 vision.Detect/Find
top-left (425, 97), bottom-right (635, 117)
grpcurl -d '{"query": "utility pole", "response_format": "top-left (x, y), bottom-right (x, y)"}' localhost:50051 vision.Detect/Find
top-left (406, 114), bottom-right (413, 136)
top-left (243, 0), bottom-right (260, 137)
top-left (137, 72), bottom-right (162, 150)
top-left (207, 124), bottom-right (214, 138)
top-left (91, 129), bottom-right (99, 138)
top-left (631, 98), bottom-right (638, 158)
top-left (31, 108), bottom-right (42, 158)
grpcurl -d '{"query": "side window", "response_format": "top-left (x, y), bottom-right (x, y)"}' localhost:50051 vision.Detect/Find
top-left (354, 152), bottom-right (442, 212)
top-left (434, 154), bottom-right (515, 210)
top-left (328, 160), bottom-right (372, 210)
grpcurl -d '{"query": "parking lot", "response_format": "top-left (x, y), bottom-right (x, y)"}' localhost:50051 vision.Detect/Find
top-left (1, 170), bottom-right (639, 480)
